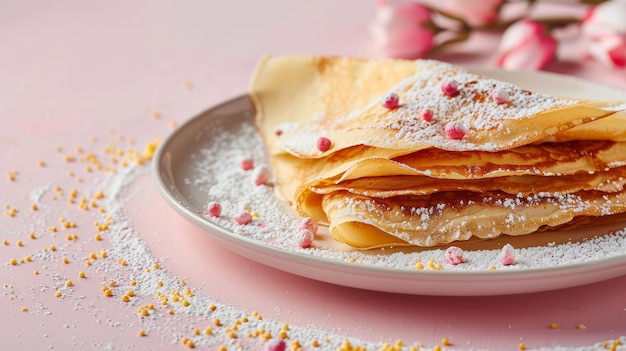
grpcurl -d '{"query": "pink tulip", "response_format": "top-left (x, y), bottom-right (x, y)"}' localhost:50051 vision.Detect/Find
top-left (370, 0), bottom-right (434, 59)
top-left (493, 20), bottom-right (556, 71)
top-left (582, 0), bottom-right (626, 68)
top-left (441, 0), bottom-right (503, 27)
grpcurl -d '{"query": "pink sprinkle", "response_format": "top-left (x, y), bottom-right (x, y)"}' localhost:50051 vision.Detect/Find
top-left (498, 244), bottom-right (516, 265)
top-left (441, 79), bottom-right (459, 97)
top-left (233, 212), bottom-right (253, 225)
top-left (380, 92), bottom-right (400, 109)
top-left (316, 137), bottom-right (332, 152)
top-left (421, 108), bottom-right (433, 122)
top-left (444, 121), bottom-right (466, 140)
top-left (444, 246), bottom-right (464, 265)
top-left (206, 202), bottom-right (222, 217)
top-left (253, 165), bottom-right (270, 186)
top-left (264, 338), bottom-right (286, 351)
top-left (491, 88), bottom-right (508, 105)
top-left (274, 128), bottom-right (283, 136)
top-left (297, 217), bottom-right (318, 234)
top-left (295, 229), bottom-right (315, 248)
top-left (240, 158), bottom-right (254, 171)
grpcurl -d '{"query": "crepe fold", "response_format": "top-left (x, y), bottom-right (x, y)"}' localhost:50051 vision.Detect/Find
top-left (249, 55), bottom-right (626, 248)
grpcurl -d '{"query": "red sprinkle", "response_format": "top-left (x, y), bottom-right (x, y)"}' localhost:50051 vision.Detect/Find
top-left (295, 229), bottom-right (315, 248)
top-left (444, 246), bottom-right (464, 265)
top-left (498, 244), bottom-right (516, 265)
top-left (253, 165), bottom-right (270, 186)
top-left (274, 128), bottom-right (283, 136)
top-left (421, 108), bottom-right (433, 122)
top-left (316, 137), bottom-right (332, 152)
top-left (207, 202), bottom-right (222, 217)
top-left (441, 79), bottom-right (459, 97)
top-left (297, 217), bottom-right (318, 234)
top-left (233, 212), bottom-right (253, 225)
top-left (380, 92), bottom-right (400, 109)
top-left (240, 158), bottom-right (254, 171)
top-left (491, 88), bottom-right (508, 105)
top-left (444, 121), bottom-right (466, 140)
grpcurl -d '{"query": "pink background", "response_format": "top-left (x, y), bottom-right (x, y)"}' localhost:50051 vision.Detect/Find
top-left (1, 1), bottom-right (626, 350)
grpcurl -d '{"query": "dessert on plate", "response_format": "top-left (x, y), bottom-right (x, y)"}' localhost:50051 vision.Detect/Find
top-left (249, 55), bottom-right (626, 248)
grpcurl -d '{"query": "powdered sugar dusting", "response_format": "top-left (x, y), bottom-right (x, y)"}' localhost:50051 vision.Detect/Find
top-left (187, 118), bottom-right (626, 273)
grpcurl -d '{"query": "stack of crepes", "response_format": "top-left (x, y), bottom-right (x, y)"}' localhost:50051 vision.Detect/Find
top-left (249, 55), bottom-right (626, 249)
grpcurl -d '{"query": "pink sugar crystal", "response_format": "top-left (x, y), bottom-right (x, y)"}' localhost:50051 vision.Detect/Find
top-left (206, 202), bottom-right (222, 217)
top-left (499, 244), bottom-right (516, 265)
top-left (265, 338), bottom-right (286, 351)
top-left (233, 212), bottom-right (253, 225)
top-left (240, 158), bottom-right (254, 171)
top-left (295, 229), bottom-right (315, 248)
top-left (253, 165), bottom-right (270, 186)
top-left (444, 246), bottom-right (465, 265)
top-left (491, 88), bottom-right (508, 105)
top-left (380, 92), bottom-right (400, 109)
top-left (297, 217), bottom-right (318, 234)
top-left (444, 121), bottom-right (466, 140)
top-left (441, 79), bottom-right (459, 97)
top-left (421, 108), bottom-right (433, 122)
top-left (316, 136), bottom-right (332, 152)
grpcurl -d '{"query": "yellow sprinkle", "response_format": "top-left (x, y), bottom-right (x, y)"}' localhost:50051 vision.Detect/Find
top-left (181, 299), bottom-right (190, 307)
top-left (138, 329), bottom-right (146, 337)
top-left (78, 271), bottom-right (86, 279)
top-left (38, 160), bottom-right (46, 167)
top-left (104, 289), bottom-right (113, 297)
top-left (209, 304), bottom-right (217, 311)
top-left (2, 239), bottom-right (8, 245)
top-left (519, 342), bottom-right (527, 350)
top-left (130, 280), bottom-right (137, 286)
top-left (62, 257), bottom-right (69, 264)
top-left (488, 265), bottom-right (496, 270)
top-left (157, 281), bottom-right (164, 287)
top-left (153, 262), bottom-right (160, 269)
top-left (24, 255), bottom-right (31, 262)
top-left (94, 234), bottom-right (102, 241)
top-left (29, 232), bottom-right (37, 239)
top-left (67, 170), bottom-right (74, 177)
top-left (179, 279), bottom-right (186, 286)
top-left (9, 258), bottom-right (17, 265)
top-left (21, 307), bottom-right (28, 312)
top-left (213, 318), bottom-right (222, 327)
top-left (121, 295), bottom-right (130, 302)
top-left (34, 270), bottom-right (39, 275)
top-left (168, 309), bottom-right (175, 315)
top-left (348, 258), bottom-right (356, 263)
top-left (415, 262), bottom-right (424, 270)
top-left (204, 327), bottom-right (213, 335)
top-left (89, 252), bottom-right (97, 260)
top-left (442, 337), bottom-right (451, 346)
top-left (577, 323), bottom-right (586, 329)
top-left (31, 203), bottom-right (38, 211)
top-left (108, 280), bottom-right (117, 287)
top-left (193, 328), bottom-right (200, 335)
top-left (126, 290), bottom-right (134, 297)
top-left (49, 226), bottom-right (57, 232)
top-left (16, 240), bottom-right (23, 247)
top-left (65, 280), bottom-right (73, 287)
top-left (55, 291), bottom-right (62, 297)
top-left (433, 346), bottom-right (442, 351)
top-left (151, 111), bottom-right (160, 119)
top-left (550, 322), bottom-right (558, 329)
top-left (64, 155), bottom-right (76, 163)
top-left (311, 339), bottom-right (319, 347)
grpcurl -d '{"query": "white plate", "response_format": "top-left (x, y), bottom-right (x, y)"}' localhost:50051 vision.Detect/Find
top-left (153, 68), bottom-right (626, 296)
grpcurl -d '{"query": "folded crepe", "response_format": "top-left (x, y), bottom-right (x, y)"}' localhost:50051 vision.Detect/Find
top-left (249, 55), bottom-right (626, 248)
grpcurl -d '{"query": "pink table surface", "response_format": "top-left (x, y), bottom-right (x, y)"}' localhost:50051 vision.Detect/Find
top-left (2, 1), bottom-right (626, 350)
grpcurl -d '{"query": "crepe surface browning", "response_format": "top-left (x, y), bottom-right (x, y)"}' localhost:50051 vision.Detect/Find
top-left (249, 55), bottom-right (626, 249)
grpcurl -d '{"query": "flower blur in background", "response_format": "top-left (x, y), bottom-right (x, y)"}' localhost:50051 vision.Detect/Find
top-left (371, 0), bottom-right (626, 71)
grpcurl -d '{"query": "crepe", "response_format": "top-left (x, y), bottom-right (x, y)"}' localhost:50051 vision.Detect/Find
top-left (249, 55), bottom-right (626, 249)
